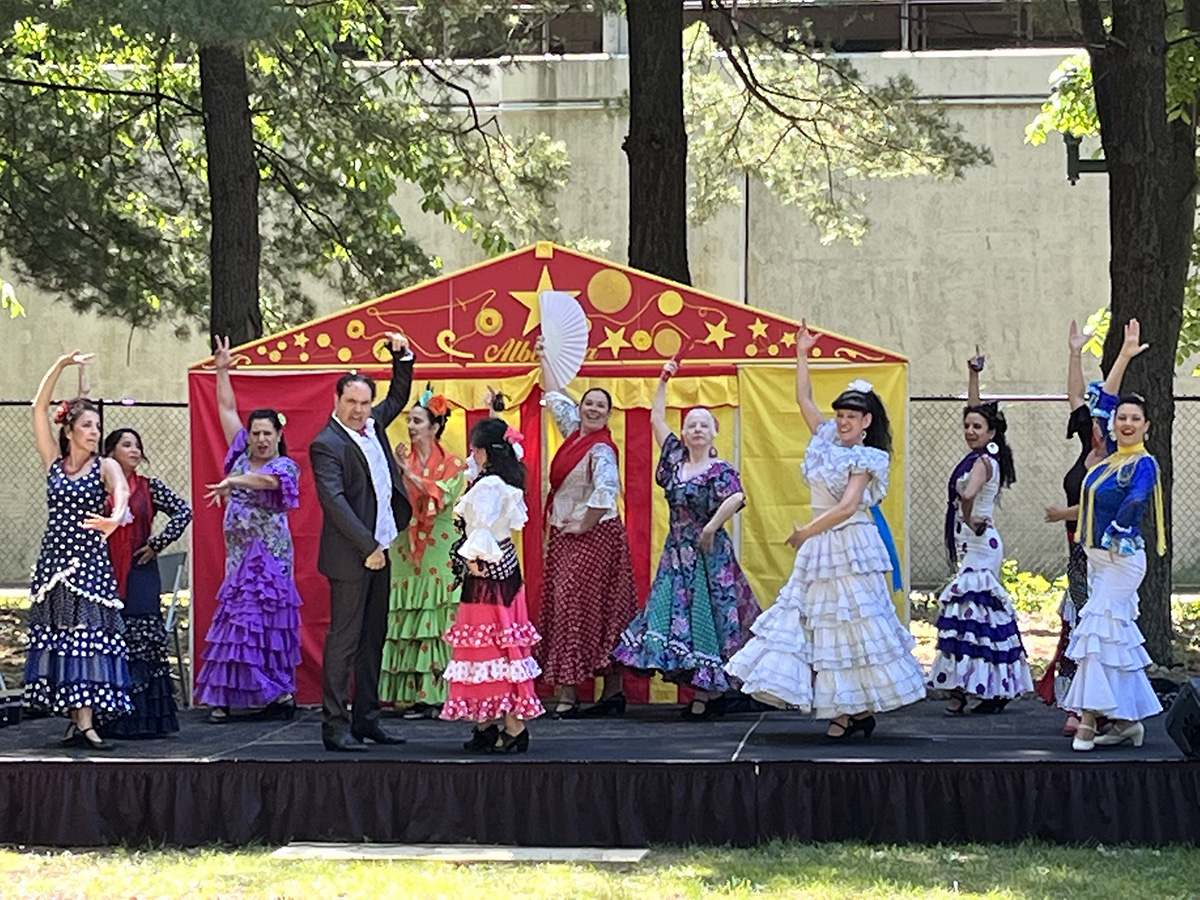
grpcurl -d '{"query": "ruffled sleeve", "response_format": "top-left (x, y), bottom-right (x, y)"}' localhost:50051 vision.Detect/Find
top-left (712, 462), bottom-right (745, 503)
top-left (505, 486), bottom-right (529, 532)
top-left (846, 444), bottom-right (891, 506)
top-left (542, 390), bottom-right (581, 439)
top-left (454, 476), bottom-right (506, 562)
top-left (586, 444), bottom-right (620, 511)
top-left (146, 478), bottom-right (192, 553)
top-left (655, 433), bottom-right (685, 488)
top-left (261, 456), bottom-right (301, 510)
top-left (223, 428), bottom-right (249, 476)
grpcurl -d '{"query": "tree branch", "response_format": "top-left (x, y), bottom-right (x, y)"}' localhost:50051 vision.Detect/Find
top-left (0, 76), bottom-right (201, 114)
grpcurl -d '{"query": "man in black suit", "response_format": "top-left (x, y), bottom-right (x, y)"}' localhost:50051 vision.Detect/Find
top-left (309, 331), bottom-right (413, 752)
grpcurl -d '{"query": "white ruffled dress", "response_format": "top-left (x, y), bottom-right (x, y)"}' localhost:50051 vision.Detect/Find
top-left (725, 421), bottom-right (926, 719)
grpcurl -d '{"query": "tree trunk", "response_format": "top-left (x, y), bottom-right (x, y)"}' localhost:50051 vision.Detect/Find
top-left (200, 44), bottom-right (262, 347)
top-left (1083, 0), bottom-right (1191, 663)
top-left (623, 0), bottom-right (691, 285)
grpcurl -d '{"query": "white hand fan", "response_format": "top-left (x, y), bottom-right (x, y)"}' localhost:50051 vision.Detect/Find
top-left (539, 290), bottom-right (589, 387)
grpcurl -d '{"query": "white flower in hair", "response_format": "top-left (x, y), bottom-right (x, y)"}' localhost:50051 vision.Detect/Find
top-left (986, 442), bottom-right (999, 455)
top-left (847, 379), bottom-right (874, 393)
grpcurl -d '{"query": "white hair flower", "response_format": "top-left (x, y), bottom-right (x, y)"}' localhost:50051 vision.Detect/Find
top-left (847, 379), bottom-right (874, 393)
top-left (986, 442), bottom-right (999, 455)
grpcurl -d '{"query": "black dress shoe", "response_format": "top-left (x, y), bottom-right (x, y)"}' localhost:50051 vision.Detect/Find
top-left (323, 732), bottom-right (368, 753)
top-left (350, 724), bottom-right (405, 745)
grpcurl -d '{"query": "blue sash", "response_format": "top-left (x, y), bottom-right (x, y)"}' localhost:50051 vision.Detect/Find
top-left (869, 504), bottom-right (903, 592)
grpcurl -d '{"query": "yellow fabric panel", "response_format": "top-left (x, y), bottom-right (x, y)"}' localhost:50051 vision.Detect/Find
top-left (568, 375), bottom-right (737, 410)
top-left (737, 363), bottom-right (908, 620)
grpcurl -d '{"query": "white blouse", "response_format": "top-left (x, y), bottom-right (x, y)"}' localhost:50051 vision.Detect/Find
top-left (543, 390), bottom-right (621, 529)
top-left (453, 475), bottom-right (528, 562)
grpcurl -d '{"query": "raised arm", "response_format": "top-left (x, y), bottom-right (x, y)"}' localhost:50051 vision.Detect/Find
top-left (373, 331), bottom-right (414, 428)
top-left (31, 350), bottom-right (92, 470)
top-left (1067, 320), bottom-right (1087, 409)
top-left (967, 345), bottom-right (983, 406)
top-left (651, 359), bottom-right (677, 448)
top-left (213, 337), bottom-right (243, 446)
top-left (534, 335), bottom-right (565, 395)
top-left (1102, 317), bottom-right (1149, 399)
top-left (794, 321), bottom-right (823, 436)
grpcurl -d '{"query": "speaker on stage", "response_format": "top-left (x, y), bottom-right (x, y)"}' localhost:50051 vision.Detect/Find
top-left (1165, 678), bottom-right (1200, 760)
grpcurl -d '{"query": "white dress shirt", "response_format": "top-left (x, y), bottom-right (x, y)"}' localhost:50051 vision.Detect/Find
top-left (334, 415), bottom-right (398, 549)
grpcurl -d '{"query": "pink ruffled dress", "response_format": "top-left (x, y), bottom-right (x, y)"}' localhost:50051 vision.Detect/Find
top-left (194, 430), bottom-right (303, 708)
top-left (440, 475), bottom-right (543, 722)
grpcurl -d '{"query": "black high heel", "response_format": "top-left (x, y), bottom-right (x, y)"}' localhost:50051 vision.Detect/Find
top-left (971, 698), bottom-right (1009, 715)
top-left (463, 724), bottom-right (500, 753)
top-left (499, 727), bottom-right (530, 754)
top-left (261, 696), bottom-right (297, 721)
top-left (549, 701), bottom-right (580, 720)
top-left (79, 727), bottom-right (110, 751)
top-left (944, 691), bottom-right (967, 717)
top-left (581, 692), bottom-right (627, 718)
top-left (850, 714), bottom-right (877, 739)
top-left (60, 723), bottom-right (81, 747)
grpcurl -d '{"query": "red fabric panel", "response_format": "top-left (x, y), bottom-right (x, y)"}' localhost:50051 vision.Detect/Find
top-left (622, 407), bottom-right (654, 705)
top-left (188, 370), bottom-right (339, 706)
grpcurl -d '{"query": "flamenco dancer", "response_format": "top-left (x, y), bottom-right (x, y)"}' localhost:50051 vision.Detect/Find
top-left (1065, 318), bottom-right (1164, 751)
top-left (194, 337), bottom-right (303, 723)
top-left (379, 385), bottom-right (467, 717)
top-left (927, 349), bottom-right (1033, 714)
top-left (100, 427), bottom-right (192, 738)
top-left (1040, 321), bottom-right (1107, 736)
top-left (24, 351), bottom-right (133, 750)
top-left (534, 336), bottom-right (638, 718)
top-left (443, 418), bottom-right (542, 753)
top-left (612, 357), bottom-right (760, 718)
top-left (726, 323), bottom-right (925, 739)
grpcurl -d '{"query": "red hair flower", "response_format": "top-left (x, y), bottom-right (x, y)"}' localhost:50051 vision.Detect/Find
top-left (53, 401), bottom-right (69, 425)
top-left (427, 394), bottom-right (449, 417)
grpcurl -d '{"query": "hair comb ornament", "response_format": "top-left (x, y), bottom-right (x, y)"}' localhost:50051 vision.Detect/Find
top-left (847, 379), bottom-right (874, 394)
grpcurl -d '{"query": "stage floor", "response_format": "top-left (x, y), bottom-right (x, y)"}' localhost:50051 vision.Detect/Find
top-left (0, 697), bottom-right (1184, 763)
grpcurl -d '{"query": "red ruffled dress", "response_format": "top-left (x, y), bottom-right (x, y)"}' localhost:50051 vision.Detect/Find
top-left (440, 475), bottom-right (544, 722)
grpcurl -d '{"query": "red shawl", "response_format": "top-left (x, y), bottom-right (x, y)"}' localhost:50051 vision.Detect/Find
top-left (106, 471), bottom-right (153, 598)
top-left (547, 425), bottom-right (619, 508)
top-left (403, 441), bottom-right (465, 566)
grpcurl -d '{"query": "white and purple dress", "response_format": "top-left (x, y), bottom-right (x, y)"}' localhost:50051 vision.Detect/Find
top-left (194, 430), bottom-right (303, 709)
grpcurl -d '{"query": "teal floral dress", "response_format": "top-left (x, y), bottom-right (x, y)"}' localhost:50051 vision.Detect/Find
top-left (613, 435), bottom-right (760, 690)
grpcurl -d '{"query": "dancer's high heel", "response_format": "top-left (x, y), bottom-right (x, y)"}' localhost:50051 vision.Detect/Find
top-left (1094, 721), bottom-right (1145, 748)
top-left (499, 728), bottom-right (530, 754)
top-left (1072, 722), bottom-right (1097, 752)
top-left (581, 692), bottom-right (627, 717)
top-left (463, 724), bottom-right (500, 753)
top-left (260, 696), bottom-right (296, 721)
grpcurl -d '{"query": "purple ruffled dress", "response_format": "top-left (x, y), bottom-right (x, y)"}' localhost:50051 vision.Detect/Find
top-left (194, 430), bottom-right (303, 708)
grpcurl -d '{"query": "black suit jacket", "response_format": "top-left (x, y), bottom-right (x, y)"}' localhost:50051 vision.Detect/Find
top-left (309, 351), bottom-right (414, 581)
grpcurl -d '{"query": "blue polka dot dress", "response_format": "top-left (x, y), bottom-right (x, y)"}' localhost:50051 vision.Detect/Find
top-left (23, 459), bottom-right (133, 720)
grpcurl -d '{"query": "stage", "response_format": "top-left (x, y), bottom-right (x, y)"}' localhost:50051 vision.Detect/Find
top-left (2, 699), bottom-right (1197, 847)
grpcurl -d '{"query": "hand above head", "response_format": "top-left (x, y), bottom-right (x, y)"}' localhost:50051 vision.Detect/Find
top-left (967, 344), bottom-right (985, 373)
top-left (1068, 320), bottom-right (1087, 355)
top-left (533, 335), bottom-right (546, 362)
top-left (1119, 318), bottom-right (1149, 359)
top-left (660, 358), bottom-right (679, 382)
top-left (60, 349), bottom-right (95, 369)
top-left (213, 336), bottom-right (234, 371)
top-left (796, 320), bottom-right (818, 354)
top-left (385, 331), bottom-right (409, 354)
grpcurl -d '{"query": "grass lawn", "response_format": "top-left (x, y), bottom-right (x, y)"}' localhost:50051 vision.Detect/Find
top-left (2, 842), bottom-right (1198, 899)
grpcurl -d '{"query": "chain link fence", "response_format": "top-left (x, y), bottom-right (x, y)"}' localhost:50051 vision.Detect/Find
top-left (0, 400), bottom-right (191, 586)
top-left (909, 396), bottom-right (1200, 590)
top-left (3, 395), bottom-right (1200, 591)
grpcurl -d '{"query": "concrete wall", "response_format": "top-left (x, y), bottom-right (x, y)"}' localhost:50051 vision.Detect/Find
top-left (0, 50), bottom-right (1131, 402)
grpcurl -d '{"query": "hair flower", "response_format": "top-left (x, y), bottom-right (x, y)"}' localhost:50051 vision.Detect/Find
top-left (53, 400), bottom-right (69, 425)
top-left (427, 394), bottom-right (449, 417)
top-left (847, 379), bottom-right (874, 394)
top-left (503, 425), bottom-right (525, 460)
top-left (277, 412), bottom-right (288, 427)
top-left (419, 386), bottom-right (434, 408)
top-left (986, 441), bottom-right (999, 455)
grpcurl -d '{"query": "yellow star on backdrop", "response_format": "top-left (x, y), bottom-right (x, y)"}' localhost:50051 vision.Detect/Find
top-left (599, 325), bottom-right (632, 358)
top-left (749, 317), bottom-right (769, 340)
top-left (702, 317), bottom-right (735, 351)
top-left (293, 332), bottom-right (310, 348)
top-left (509, 266), bottom-right (580, 335)
top-left (780, 332), bottom-right (797, 348)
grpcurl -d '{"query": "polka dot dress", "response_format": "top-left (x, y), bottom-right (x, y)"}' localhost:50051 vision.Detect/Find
top-left (23, 459), bottom-right (133, 720)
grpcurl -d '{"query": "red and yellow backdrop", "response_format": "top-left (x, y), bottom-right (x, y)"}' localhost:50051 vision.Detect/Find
top-left (187, 243), bottom-right (908, 705)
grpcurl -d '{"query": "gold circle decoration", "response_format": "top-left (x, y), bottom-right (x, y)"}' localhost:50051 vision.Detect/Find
top-left (337, 347), bottom-right (353, 363)
top-left (811, 347), bottom-right (822, 358)
top-left (767, 344), bottom-right (779, 357)
top-left (346, 319), bottom-right (365, 340)
top-left (744, 343), bottom-right (759, 357)
top-left (268, 350), bottom-right (282, 363)
top-left (632, 329), bottom-right (652, 351)
top-left (316, 333), bottom-right (332, 348)
top-left (588, 269), bottom-right (632, 314)
top-left (657, 290), bottom-right (684, 317)
top-left (276, 340), bottom-right (288, 351)
top-left (372, 339), bottom-right (391, 363)
top-left (653, 329), bottom-right (682, 358)
top-left (256, 345), bottom-right (267, 356)
top-left (476, 307), bottom-right (503, 336)
top-left (299, 352), bottom-right (310, 363)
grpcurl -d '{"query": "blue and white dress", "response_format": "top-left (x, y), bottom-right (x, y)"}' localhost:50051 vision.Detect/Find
top-left (1062, 389), bottom-right (1163, 721)
top-left (23, 459), bottom-right (133, 721)
top-left (927, 461), bottom-right (1033, 700)
top-left (725, 421), bottom-right (925, 718)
